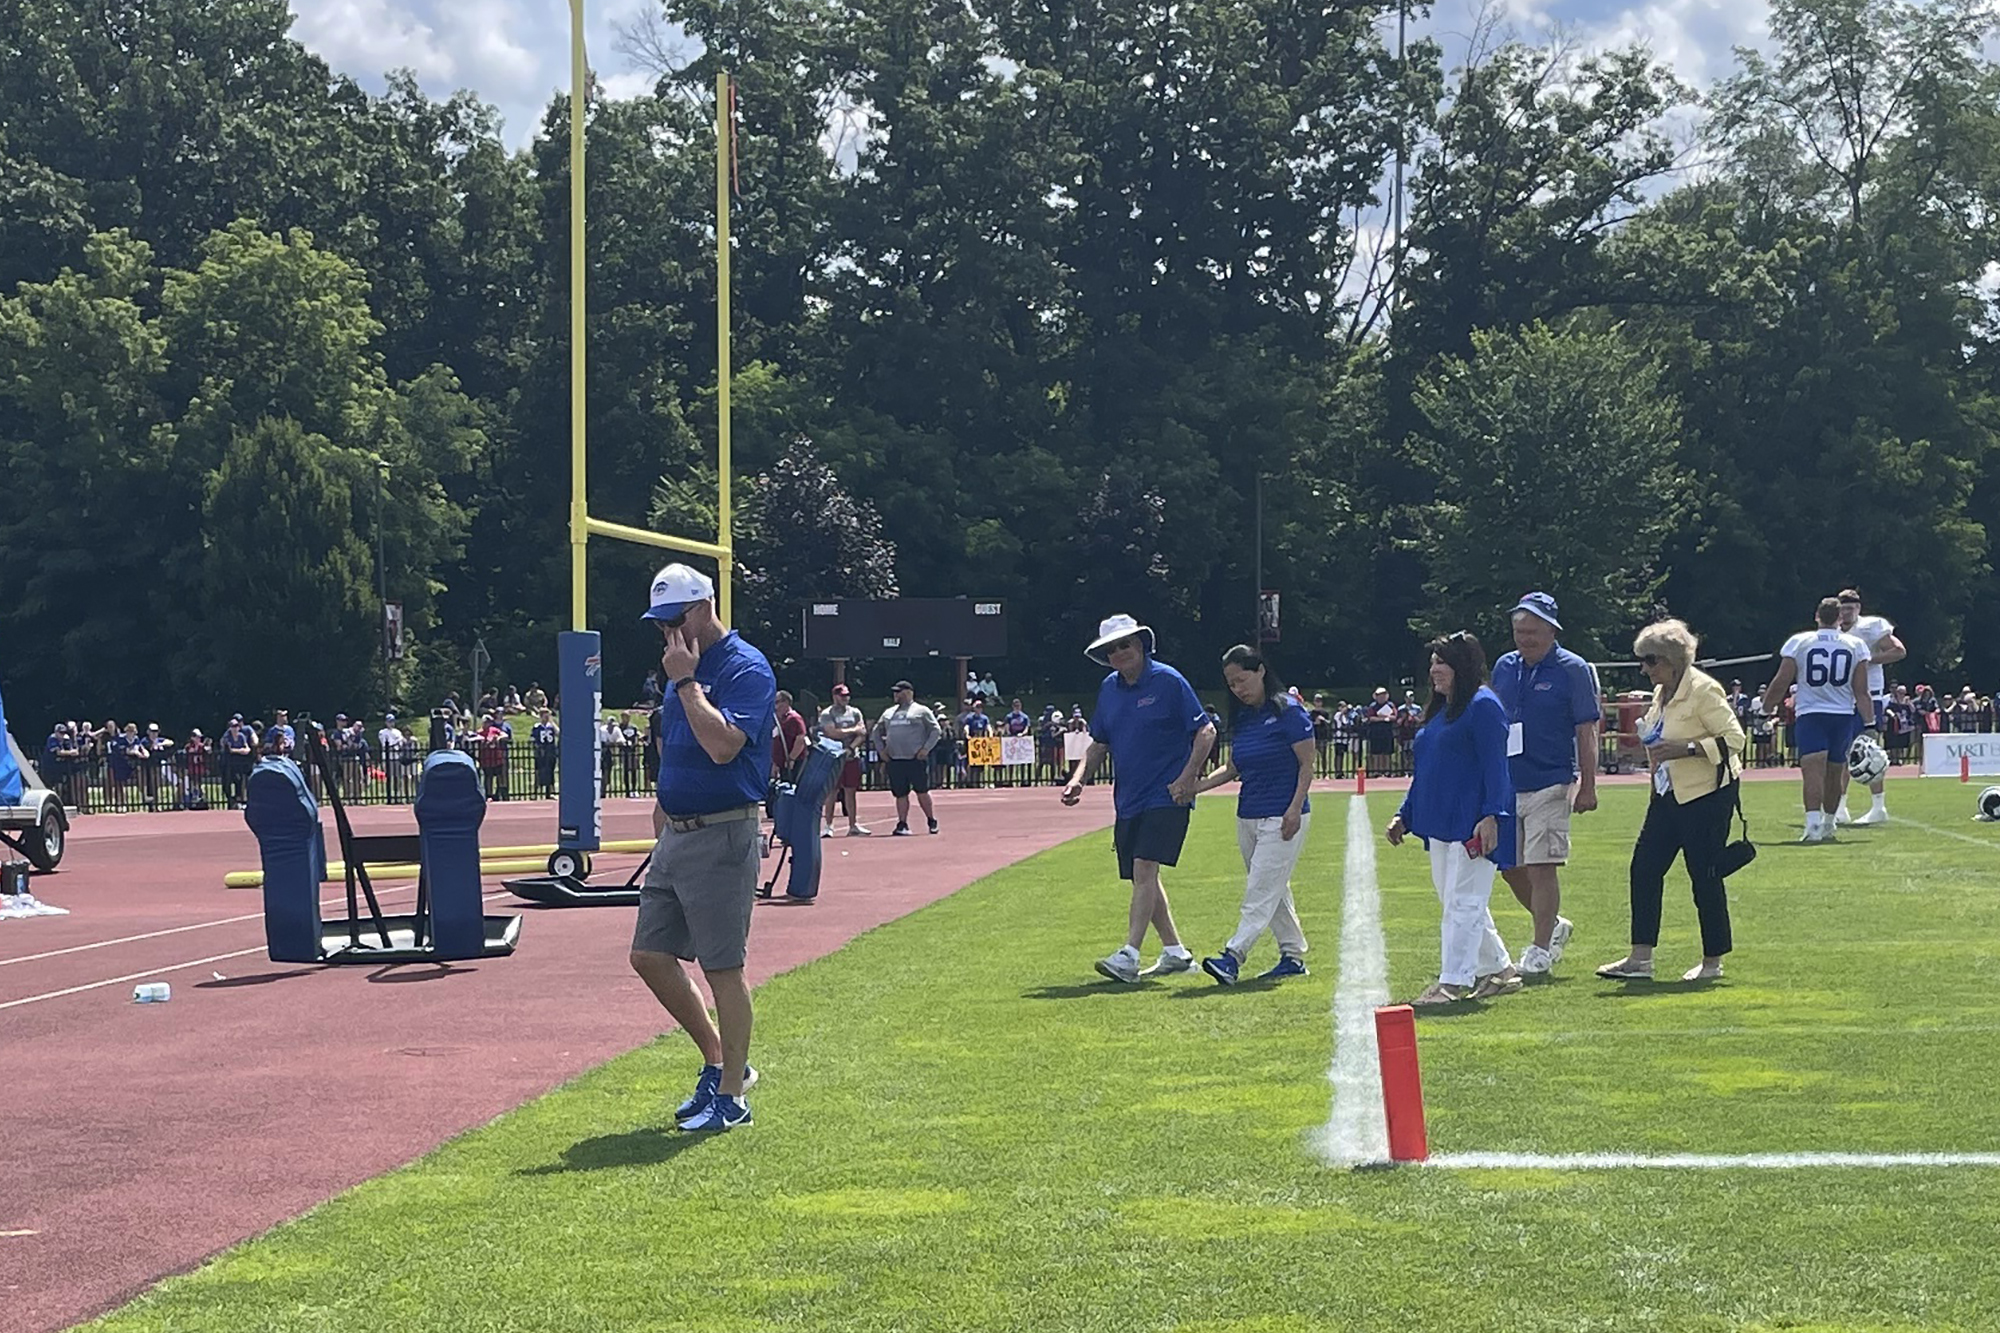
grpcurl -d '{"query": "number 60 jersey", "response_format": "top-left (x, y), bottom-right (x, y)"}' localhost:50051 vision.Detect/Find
top-left (1780, 627), bottom-right (1873, 717)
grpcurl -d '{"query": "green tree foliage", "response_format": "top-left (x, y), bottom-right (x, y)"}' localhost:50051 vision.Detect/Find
top-left (3, 0), bottom-right (2000, 730)
top-left (1406, 322), bottom-right (1689, 658)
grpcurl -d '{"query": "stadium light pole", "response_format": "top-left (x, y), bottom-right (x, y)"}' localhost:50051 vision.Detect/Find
top-left (375, 458), bottom-right (390, 716)
top-left (1254, 472), bottom-right (1264, 644)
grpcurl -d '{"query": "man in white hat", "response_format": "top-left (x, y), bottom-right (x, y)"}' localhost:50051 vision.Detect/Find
top-left (1061, 613), bottom-right (1215, 983)
top-left (630, 562), bottom-right (777, 1132)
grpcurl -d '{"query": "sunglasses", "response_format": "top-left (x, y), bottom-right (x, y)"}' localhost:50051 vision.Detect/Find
top-left (1106, 638), bottom-right (1139, 653)
top-left (655, 612), bottom-right (690, 630)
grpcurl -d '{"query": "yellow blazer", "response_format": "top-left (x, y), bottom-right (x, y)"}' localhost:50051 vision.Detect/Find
top-left (1640, 667), bottom-right (1744, 803)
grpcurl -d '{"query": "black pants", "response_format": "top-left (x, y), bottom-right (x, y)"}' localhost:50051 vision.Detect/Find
top-left (1629, 782), bottom-right (1736, 956)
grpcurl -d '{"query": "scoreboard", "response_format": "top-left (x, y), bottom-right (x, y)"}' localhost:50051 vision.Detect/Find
top-left (801, 599), bottom-right (1007, 658)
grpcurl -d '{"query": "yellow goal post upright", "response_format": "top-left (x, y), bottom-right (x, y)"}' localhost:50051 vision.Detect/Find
top-left (552, 2), bottom-right (734, 881)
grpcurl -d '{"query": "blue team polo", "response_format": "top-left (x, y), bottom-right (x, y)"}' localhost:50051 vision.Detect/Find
top-left (1229, 699), bottom-right (1314, 820)
top-left (1089, 658), bottom-right (1210, 818)
top-left (1489, 644), bottom-right (1601, 793)
top-left (656, 631), bottom-right (777, 816)
top-left (1396, 687), bottom-right (1516, 868)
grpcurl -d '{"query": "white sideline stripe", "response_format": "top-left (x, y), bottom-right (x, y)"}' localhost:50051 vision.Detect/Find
top-left (1426, 1151), bottom-right (2000, 1171)
top-left (1312, 795), bottom-right (1390, 1166)
top-left (0, 891), bottom-right (509, 1011)
top-left (1889, 813), bottom-right (1997, 850)
top-left (0, 882), bottom-right (425, 968)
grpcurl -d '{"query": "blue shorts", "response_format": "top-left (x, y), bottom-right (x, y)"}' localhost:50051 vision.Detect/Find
top-left (1795, 711), bottom-right (1860, 759)
top-left (1113, 805), bottom-right (1191, 880)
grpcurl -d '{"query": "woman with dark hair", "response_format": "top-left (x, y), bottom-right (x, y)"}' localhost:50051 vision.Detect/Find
top-left (1385, 632), bottom-right (1521, 1005)
top-left (1192, 645), bottom-right (1315, 984)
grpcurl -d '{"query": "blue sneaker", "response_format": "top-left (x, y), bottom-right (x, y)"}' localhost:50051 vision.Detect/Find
top-left (1258, 955), bottom-right (1310, 981)
top-left (1201, 951), bottom-right (1240, 985)
top-left (675, 1064), bottom-right (758, 1121)
top-left (679, 1093), bottom-right (752, 1132)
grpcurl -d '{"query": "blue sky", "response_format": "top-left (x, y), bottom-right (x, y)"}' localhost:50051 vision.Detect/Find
top-left (285, 0), bottom-right (1771, 150)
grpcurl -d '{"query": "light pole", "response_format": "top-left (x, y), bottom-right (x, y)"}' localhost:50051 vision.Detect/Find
top-left (1254, 473), bottom-right (1264, 644)
top-left (375, 459), bottom-right (390, 718)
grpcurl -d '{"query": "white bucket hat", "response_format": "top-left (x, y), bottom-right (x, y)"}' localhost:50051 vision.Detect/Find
top-left (1085, 613), bottom-right (1156, 666)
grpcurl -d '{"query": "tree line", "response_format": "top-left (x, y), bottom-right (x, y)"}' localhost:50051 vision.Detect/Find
top-left (2, 0), bottom-right (1996, 732)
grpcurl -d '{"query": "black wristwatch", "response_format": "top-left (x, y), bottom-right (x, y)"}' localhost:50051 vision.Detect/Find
top-left (673, 677), bottom-right (698, 695)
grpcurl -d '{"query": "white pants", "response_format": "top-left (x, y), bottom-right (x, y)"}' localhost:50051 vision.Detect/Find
top-left (1428, 837), bottom-right (1511, 986)
top-left (1227, 815), bottom-right (1310, 960)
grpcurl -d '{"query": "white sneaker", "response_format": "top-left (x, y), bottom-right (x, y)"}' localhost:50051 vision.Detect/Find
top-left (1852, 807), bottom-right (1888, 826)
top-left (1517, 944), bottom-right (1554, 976)
top-left (1139, 949), bottom-right (1196, 978)
top-left (1834, 804), bottom-right (1853, 826)
top-left (1095, 950), bottom-right (1140, 984)
top-left (847, 824), bottom-right (872, 837)
top-left (1549, 916), bottom-right (1574, 963)
top-left (820, 824), bottom-right (833, 839)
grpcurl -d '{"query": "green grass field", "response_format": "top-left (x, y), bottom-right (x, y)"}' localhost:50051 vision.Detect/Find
top-left (89, 779), bottom-right (2000, 1332)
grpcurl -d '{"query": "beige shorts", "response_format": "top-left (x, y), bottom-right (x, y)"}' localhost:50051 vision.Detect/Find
top-left (1515, 783), bottom-right (1573, 866)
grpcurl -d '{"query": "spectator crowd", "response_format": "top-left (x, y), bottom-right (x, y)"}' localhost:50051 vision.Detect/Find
top-left (23, 670), bottom-right (2000, 818)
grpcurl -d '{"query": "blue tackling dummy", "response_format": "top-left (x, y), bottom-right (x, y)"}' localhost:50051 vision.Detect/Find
top-left (770, 738), bottom-right (844, 900)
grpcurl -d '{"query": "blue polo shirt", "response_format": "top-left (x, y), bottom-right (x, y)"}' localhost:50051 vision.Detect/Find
top-left (656, 631), bottom-right (777, 817)
top-left (1489, 644), bottom-right (1601, 793)
top-left (1230, 699), bottom-right (1314, 820)
top-left (1089, 658), bottom-right (1209, 819)
top-left (1396, 688), bottom-right (1516, 869)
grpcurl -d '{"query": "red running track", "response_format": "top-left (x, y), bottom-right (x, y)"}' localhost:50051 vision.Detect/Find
top-left (0, 787), bottom-right (1111, 1333)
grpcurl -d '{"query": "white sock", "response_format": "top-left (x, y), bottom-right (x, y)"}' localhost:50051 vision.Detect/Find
top-left (1806, 811), bottom-right (1823, 834)
top-left (1163, 944), bottom-right (1192, 958)
top-left (1871, 793), bottom-right (1887, 812)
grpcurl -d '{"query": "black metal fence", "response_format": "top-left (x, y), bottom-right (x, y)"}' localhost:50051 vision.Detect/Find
top-left (27, 721), bottom-right (1956, 817)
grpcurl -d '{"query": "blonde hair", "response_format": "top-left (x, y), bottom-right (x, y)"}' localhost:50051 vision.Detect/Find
top-left (1632, 618), bottom-right (1697, 673)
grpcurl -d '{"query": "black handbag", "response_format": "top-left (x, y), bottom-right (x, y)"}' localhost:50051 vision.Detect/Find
top-left (1715, 758), bottom-right (1755, 878)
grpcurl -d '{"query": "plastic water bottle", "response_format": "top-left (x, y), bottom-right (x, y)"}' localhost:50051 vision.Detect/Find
top-left (133, 983), bottom-right (172, 1003)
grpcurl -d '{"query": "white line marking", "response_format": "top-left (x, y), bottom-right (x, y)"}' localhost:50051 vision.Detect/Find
top-left (0, 892), bottom-right (511, 1011)
top-left (0, 881), bottom-right (425, 968)
top-left (1426, 1151), bottom-right (2000, 1170)
top-left (1888, 814), bottom-right (1998, 850)
top-left (0, 947), bottom-right (273, 1010)
top-left (1312, 794), bottom-right (1390, 1166)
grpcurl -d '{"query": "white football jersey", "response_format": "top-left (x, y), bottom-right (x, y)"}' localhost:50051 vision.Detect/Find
top-left (1845, 614), bottom-right (1896, 695)
top-left (1781, 629), bottom-right (1872, 716)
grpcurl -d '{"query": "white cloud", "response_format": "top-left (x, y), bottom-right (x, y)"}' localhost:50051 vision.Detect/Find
top-left (290, 0), bottom-right (658, 146)
top-left (288, 0), bottom-right (1780, 151)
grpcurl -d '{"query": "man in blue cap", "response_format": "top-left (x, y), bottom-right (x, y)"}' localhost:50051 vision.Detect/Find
top-left (629, 562), bottom-right (777, 1132)
top-left (1488, 591), bottom-right (1601, 976)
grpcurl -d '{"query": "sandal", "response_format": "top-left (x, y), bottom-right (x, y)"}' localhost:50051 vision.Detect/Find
top-left (1681, 961), bottom-right (1723, 982)
top-left (1595, 957), bottom-right (1653, 980)
top-left (1408, 982), bottom-right (1469, 1007)
top-left (1471, 971), bottom-right (1523, 999)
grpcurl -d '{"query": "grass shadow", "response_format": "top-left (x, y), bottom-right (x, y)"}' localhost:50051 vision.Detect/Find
top-left (1021, 981), bottom-right (1150, 1000)
top-left (1598, 977), bottom-right (1729, 998)
top-left (515, 1126), bottom-right (712, 1176)
top-left (1167, 978), bottom-right (1283, 998)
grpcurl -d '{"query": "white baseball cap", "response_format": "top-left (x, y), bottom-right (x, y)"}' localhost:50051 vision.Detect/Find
top-left (641, 563), bottom-right (715, 623)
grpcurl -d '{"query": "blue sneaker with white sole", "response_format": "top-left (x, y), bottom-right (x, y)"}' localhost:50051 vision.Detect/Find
top-left (1201, 951), bottom-right (1240, 985)
top-left (678, 1093), bottom-right (752, 1132)
top-left (1257, 955), bottom-right (1310, 981)
top-left (675, 1064), bottom-right (759, 1121)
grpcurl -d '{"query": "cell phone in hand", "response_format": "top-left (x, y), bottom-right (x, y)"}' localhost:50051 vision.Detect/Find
top-left (1463, 836), bottom-right (1483, 858)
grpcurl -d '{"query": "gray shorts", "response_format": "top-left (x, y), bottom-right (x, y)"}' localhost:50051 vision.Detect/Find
top-left (632, 809), bottom-right (761, 971)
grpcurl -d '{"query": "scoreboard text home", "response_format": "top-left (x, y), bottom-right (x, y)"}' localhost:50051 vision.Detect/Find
top-left (801, 600), bottom-right (1008, 658)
